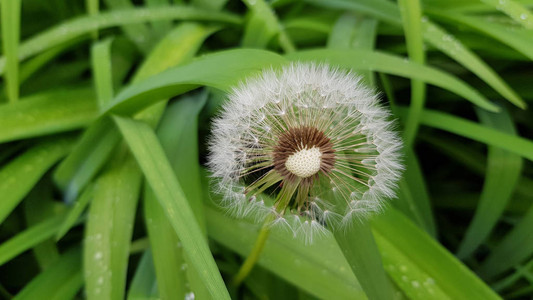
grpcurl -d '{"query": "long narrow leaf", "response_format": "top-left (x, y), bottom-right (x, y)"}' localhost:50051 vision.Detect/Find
top-left (113, 116), bottom-right (230, 299)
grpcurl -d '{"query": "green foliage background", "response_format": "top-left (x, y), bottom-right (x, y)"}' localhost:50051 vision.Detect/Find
top-left (0, 0), bottom-right (532, 299)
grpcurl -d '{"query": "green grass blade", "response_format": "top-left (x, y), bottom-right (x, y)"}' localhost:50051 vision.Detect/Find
top-left (127, 250), bottom-right (158, 300)
top-left (0, 136), bottom-right (74, 225)
top-left (56, 184), bottom-right (94, 240)
top-left (205, 205), bottom-right (366, 299)
top-left (286, 49), bottom-right (499, 112)
top-left (84, 148), bottom-right (142, 300)
top-left (334, 222), bottom-right (394, 299)
top-left (456, 107), bottom-right (522, 259)
top-left (481, 0), bottom-right (533, 29)
top-left (145, 0), bottom-right (172, 37)
top-left (0, 214), bottom-right (66, 267)
top-left (0, 6), bottom-right (242, 75)
top-left (0, 88), bottom-right (98, 143)
top-left (480, 204), bottom-right (533, 279)
top-left (1, 0), bottom-right (21, 103)
top-left (24, 181), bottom-right (62, 269)
top-left (396, 148), bottom-right (437, 237)
top-left (428, 10), bottom-right (533, 60)
top-left (103, 0), bottom-right (155, 53)
top-left (91, 38), bottom-right (115, 107)
top-left (398, 107), bottom-right (533, 162)
top-left (105, 49), bottom-right (286, 115)
top-left (113, 116), bottom-right (230, 299)
top-left (421, 21), bottom-right (527, 109)
top-left (53, 118), bottom-right (120, 202)
top-left (86, 0), bottom-right (99, 38)
top-left (398, 0), bottom-right (426, 146)
top-left (372, 208), bottom-right (501, 300)
top-left (305, 0), bottom-right (526, 109)
top-left (13, 248), bottom-right (83, 300)
top-left (54, 23), bottom-right (216, 202)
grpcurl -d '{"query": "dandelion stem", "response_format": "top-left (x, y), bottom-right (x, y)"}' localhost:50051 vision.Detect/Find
top-left (232, 224), bottom-right (271, 286)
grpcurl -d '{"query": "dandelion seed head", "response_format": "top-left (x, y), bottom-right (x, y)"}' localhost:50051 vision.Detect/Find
top-left (208, 63), bottom-right (403, 241)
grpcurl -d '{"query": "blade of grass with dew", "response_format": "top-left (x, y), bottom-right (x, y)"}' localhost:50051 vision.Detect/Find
top-left (56, 184), bottom-right (94, 240)
top-left (456, 107), bottom-right (522, 259)
top-left (145, 92), bottom-right (209, 300)
top-left (304, 0), bottom-right (527, 109)
top-left (91, 38), bottom-right (115, 107)
top-left (105, 49), bottom-right (286, 115)
top-left (204, 205), bottom-right (366, 299)
top-left (428, 10), bottom-right (533, 60)
top-left (480, 204), bottom-right (533, 279)
top-left (113, 116), bottom-right (230, 299)
top-left (1, 0), bottom-right (21, 103)
top-left (398, 0), bottom-right (426, 147)
top-left (397, 107), bottom-right (533, 162)
top-left (0, 6), bottom-right (242, 75)
top-left (0, 88), bottom-right (97, 143)
top-left (371, 208), bottom-right (501, 300)
top-left (13, 248), bottom-right (83, 300)
top-left (420, 21), bottom-right (526, 109)
top-left (334, 222), bottom-right (395, 300)
top-left (24, 180), bottom-right (63, 269)
top-left (127, 250), bottom-right (159, 300)
top-left (286, 49), bottom-right (499, 112)
top-left (481, 0), bottom-right (533, 29)
top-left (143, 94), bottom-right (208, 300)
top-left (84, 147), bottom-right (142, 300)
top-left (0, 213), bottom-right (67, 267)
top-left (0, 136), bottom-right (74, 225)
top-left (103, 0), bottom-right (155, 53)
top-left (54, 23), bottom-right (217, 201)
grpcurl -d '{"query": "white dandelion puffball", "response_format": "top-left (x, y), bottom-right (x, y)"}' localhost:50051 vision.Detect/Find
top-left (208, 63), bottom-right (403, 241)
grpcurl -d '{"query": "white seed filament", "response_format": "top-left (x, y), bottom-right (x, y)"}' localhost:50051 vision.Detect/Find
top-left (285, 147), bottom-right (322, 178)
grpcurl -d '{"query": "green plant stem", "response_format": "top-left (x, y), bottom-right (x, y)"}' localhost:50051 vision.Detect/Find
top-left (232, 224), bottom-right (271, 286)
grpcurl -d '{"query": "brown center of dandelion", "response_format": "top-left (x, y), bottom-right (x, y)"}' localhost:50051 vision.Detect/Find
top-left (273, 126), bottom-right (335, 183)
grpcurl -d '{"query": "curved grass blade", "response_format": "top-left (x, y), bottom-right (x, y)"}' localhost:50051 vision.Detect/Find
top-left (13, 248), bottom-right (83, 300)
top-left (54, 23), bottom-right (217, 201)
top-left (286, 49), bottom-right (499, 112)
top-left (56, 184), bottom-right (94, 240)
top-left (0, 6), bottom-right (242, 75)
top-left (113, 116), bottom-right (230, 299)
top-left (1, 0), bottom-right (21, 103)
top-left (0, 88), bottom-right (98, 143)
top-left (84, 148), bottom-right (142, 300)
top-left (456, 107), bottom-right (522, 259)
top-left (398, 0), bottom-right (426, 146)
top-left (304, 0), bottom-right (526, 109)
top-left (372, 208), bottom-right (501, 300)
top-left (91, 38), bottom-right (115, 107)
top-left (103, 0), bottom-right (155, 52)
top-left (24, 181), bottom-right (62, 269)
top-left (481, 0), bottom-right (533, 29)
top-left (397, 107), bottom-right (533, 162)
top-left (0, 214), bottom-right (66, 267)
top-left (428, 10), bottom-right (533, 60)
top-left (0, 136), bottom-right (74, 225)
top-left (481, 204), bottom-right (533, 279)
top-left (205, 205), bottom-right (366, 299)
top-left (421, 21), bottom-right (526, 109)
top-left (105, 49), bottom-right (286, 115)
